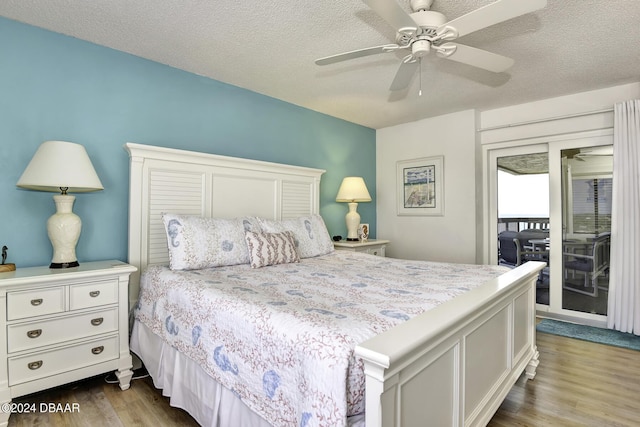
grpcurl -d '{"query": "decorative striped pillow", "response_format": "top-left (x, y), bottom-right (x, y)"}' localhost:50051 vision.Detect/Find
top-left (245, 231), bottom-right (300, 268)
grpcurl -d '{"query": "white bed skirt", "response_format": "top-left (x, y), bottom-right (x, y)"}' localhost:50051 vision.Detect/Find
top-left (131, 321), bottom-right (273, 427)
top-left (131, 321), bottom-right (364, 427)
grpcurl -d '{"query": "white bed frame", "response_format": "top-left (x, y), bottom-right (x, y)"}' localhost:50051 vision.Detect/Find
top-left (125, 142), bottom-right (545, 427)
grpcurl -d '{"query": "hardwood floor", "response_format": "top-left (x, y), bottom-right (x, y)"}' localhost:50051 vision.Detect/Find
top-left (7, 331), bottom-right (640, 426)
top-left (489, 331), bottom-right (640, 427)
top-left (7, 375), bottom-right (199, 427)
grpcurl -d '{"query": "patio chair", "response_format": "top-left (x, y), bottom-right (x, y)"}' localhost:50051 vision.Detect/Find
top-left (498, 230), bottom-right (549, 267)
top-left (563, 232), bottom-right (610, 297)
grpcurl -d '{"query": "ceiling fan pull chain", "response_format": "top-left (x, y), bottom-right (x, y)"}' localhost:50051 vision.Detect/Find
top-left (418, 58), bottom-right (423, 97)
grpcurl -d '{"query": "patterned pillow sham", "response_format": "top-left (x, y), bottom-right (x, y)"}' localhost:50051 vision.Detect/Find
top-left (258, 214), bottom-right (334, 258)
top-left (244, 231), bottom-right (300, 268)
top-left (162, 214), bottom-right (262, 270)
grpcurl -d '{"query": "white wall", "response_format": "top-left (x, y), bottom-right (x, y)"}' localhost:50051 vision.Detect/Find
top-left (376, 110), bottom-right (479, 263)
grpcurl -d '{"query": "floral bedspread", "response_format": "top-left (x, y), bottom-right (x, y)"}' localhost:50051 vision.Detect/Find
top-left (134, 251), bottom-right (508, 427)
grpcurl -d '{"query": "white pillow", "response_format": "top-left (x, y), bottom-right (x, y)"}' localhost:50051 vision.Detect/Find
top-left (245, 231), bottom-right (300, 268)
top-left (258, 214), bottom-right (334, 258)
top-left (162, 214), bottom-right (262, 270)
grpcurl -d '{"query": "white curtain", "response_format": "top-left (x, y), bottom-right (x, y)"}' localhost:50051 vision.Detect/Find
top-left (607, 99), bottom-right (640, 334)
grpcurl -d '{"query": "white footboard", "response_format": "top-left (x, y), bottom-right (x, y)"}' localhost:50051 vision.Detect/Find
top-left (355, 261), bottom-right (545, 427)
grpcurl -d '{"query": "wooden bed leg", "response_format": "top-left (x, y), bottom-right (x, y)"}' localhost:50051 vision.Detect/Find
top-left (524, 346), bottom-right (539, 380)
top-left (116, 367), bottom-right (134, 391)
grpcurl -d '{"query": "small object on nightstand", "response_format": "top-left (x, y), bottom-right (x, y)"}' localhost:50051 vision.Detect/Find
top-left (332, 235), bottom-right (342, 242)
top-left (358, 224), bottom-right (369, 242)
top-left (0, 246), bottom-right (16, 272)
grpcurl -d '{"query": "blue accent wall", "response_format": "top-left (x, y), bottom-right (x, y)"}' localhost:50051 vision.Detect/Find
top-left (0, 17), bottom-right (376, 268)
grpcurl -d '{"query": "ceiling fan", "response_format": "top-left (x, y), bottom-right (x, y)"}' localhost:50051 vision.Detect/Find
top-left (566, 147), bottom-right (614, 161)
top-left (315, 0), bottom-right (547, 93)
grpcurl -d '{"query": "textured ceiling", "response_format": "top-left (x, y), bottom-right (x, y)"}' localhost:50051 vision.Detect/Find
top-left (498, 153), bottom-right (549, 175)
top-left (1, 0), bottom-right (639, 129)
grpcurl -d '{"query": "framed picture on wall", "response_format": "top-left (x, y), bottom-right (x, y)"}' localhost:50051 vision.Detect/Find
top-left (397, 156), bottom-right (444, 216)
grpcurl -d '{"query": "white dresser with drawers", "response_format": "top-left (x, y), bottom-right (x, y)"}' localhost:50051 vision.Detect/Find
top-left (0, 260), bottom-right (136, 426)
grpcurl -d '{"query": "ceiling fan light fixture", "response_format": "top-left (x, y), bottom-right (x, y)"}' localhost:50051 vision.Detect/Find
top-left (412, 40), bottom-right (431, 57)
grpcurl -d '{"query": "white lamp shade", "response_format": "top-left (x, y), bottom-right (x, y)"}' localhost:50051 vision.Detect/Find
top-left (335, 177), bottom-right (372, 202)
top-left (17, 141), bottom-right (103, 193)
top-left (17, 140), bottom-right (103, 268)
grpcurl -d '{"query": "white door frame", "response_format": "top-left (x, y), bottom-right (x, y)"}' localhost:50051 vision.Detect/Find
top-left (482, 129), bottom-right (613, 324)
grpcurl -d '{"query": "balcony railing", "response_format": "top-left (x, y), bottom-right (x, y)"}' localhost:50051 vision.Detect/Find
top-left (498, 217), bottom-right (549, 233)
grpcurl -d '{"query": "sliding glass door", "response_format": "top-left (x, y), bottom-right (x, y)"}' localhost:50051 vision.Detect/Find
top-left (488, 134), bottom-right (613, 323)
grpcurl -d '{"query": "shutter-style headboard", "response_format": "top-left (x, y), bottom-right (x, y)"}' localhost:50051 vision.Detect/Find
top-left (125, 143), bottom-right (325, 306)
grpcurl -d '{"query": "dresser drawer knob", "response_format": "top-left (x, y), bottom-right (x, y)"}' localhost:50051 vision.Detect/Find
top-left (91, 317), bottom-right (104, 326)
top-left (28, 360), bottom-right (43, 370)
top-left (27, 329), bottom-right (42, 339)
top-left (30, 298), bottom-right (43, 306)
top-left (91, 346), bottom-right (104, 355)
top-left (89, 290), bottom-right (101, 298)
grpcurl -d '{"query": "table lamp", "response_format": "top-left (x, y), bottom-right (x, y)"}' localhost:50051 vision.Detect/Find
top-left (17, 141), bottom-right (104, 268)
top-left (336, 177), bottom-right (371, 241)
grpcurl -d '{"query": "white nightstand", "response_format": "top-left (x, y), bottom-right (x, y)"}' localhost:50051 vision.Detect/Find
top-left (333, 239), bottom-right (390, 257)
top-left (0, 260), bottom-right (136, 426)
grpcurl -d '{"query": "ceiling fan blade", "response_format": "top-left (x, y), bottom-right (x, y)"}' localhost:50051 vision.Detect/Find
top-left (438, 43), bottom-right (514, 73)
top-left (437, 0), bottom-right (547, 40)
top-left (315, 44), bottom-right (400, 66)
top-left (363, 0), bottom-right (418, 34)
top-left (389, 59), bottom-right (419, 91)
